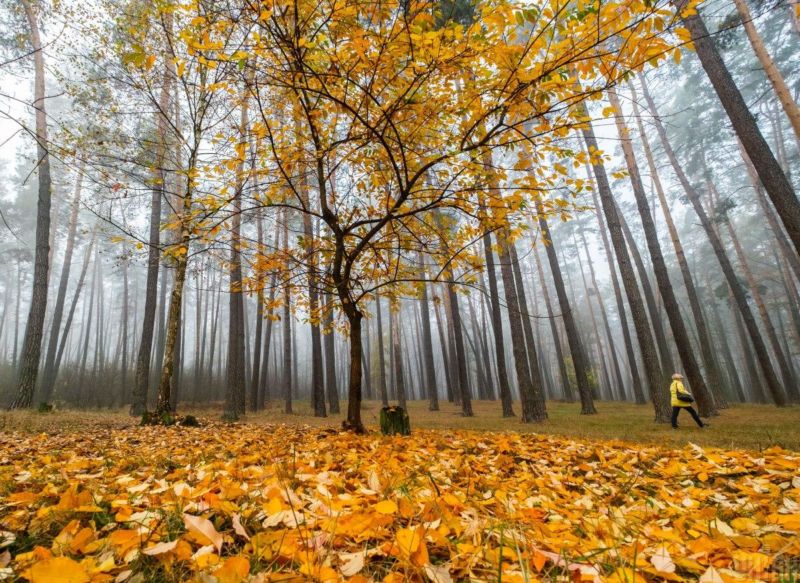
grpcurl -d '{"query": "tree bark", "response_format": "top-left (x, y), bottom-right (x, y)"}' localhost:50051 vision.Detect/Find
top-left (375, 294), bottom-right (389, 406)
top-left (581, 112), bottom-right (669, 422)
top-left (532, 246), bottom-right (574, 401)
top-left (609, 89), bottom-right (716, 417)
top-left (639, 75), bottom-right (788, 406)
top-left (282, 212), bottom-right (293, 415)
top-left (131, 48), bottom-right (172, 416)
top-left (731, 0), bottom-right (800, 146)
top-left (54, 231), bottom-right (95, 385)
top-left (498, 235), bottom-right (547, 421)
top-left (537, 207), bottom-right (596, 413)
top-left (678, 0), bottom-right (800, 257)
top-left (323, 293), bottom-right (340, 413)
top-left (418, 256), bottom-right (439, 410)
top-left (12, 0), bottom-right (53, 409)
top-left (630, 80), bottom-right (727, 407)
top-left (390, 305), bottom-right (408, 409)
top-left (224, 87), bottom-right (249, 420)
top-left (41, 169), bottom-right (84, 402)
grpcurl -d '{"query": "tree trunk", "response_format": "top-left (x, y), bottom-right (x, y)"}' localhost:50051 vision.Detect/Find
top-left (446, 281), bottom-right (473, 416)
top-left (12, 0), bottom-right (52, 409)
top-left (679, 0), bottom-right (800, 258)
top-left (532, 247), bottom-right (574, 401)
top-left (77, 250), bottom-right (98, 396)
top-left (618, 203), bottom-right (675, 374)
top-left (375, 294), bottom-right (389, 406)
top-left (639, 75), bottom-right (788, 406)
top-left (577, 228), bottom-right (625, 400)
top-left (343, 309), bottom-right (364, 432)
top-left (250, 221), bottom-right (264, 411)
top-left (224, 88), bottom-right (249, 420)
top-left (537, 207), bottom-right (596, 413)
top-left (54, 232), bottom-right (95, 386)
top-left (509, 243), bottom-right (544, 398)
top-left (720, 197), bottom-right (799, 401)
top-left (498, 234), bottom-right (547, 421)
top-left (581, 112), bottom-right (669, 422)
top-left (41, 169), bottom-right (84, 402)
top-left (120, 255), bottom-right (130, 402)
top-left (323, 293), bottom-right (340, 413)
top-left (482, 229), bottom-right (516, 415)
top-left (609, 89), bottom-right (716, 417)
top-left (433, 292), bottom-right (454, 401)
top-left (131, 52), bottom-right (172, 416)
top-left (390, 305), bottom-right (407, 409)
top-left (418, 256), bottom-right (439, 411)
top-left (586, 159), bottom-right (645, 403)
top-left (630, 80), bottom-right (727, 407)
top-left (155, 107), bottom-right (202, 417)
top-left (731, 0), bottom-right (800, 146)
top-left (282, 213), bottom-right (293, 415)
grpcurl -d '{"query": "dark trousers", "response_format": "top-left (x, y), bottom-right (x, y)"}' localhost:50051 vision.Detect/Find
top-left (671, 406), bottom-right (703, 428)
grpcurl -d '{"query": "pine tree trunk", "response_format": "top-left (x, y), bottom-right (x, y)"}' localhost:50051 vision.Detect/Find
top-left (12, 0), bottom-right (52, 409)
top-left (640, 76), bottom-right (788, 406)
top-left (732, 0), bottom-right (800, 146)
top-left (679, 0), bottom-right (800, 258)
top-left (433, 292), bottom-right (454, 402)
top-left (581, 112), bottom-right (669, 422)
top-left (323, 293), bottom-right (340, 413)
top-left (537, 207), bottom-right (596, 413)
top-left (131, 52), bottom-right (171, 416)
top-left (721, 200), bottom-right (798, 401)
top-left (375, 294), bottom-right (389, 406)
top-left (77, 251), bottom-right (98, 397)
top-left (509, 244), bottom-right (544, 398)
top-left (249, 206), bottom-right (265, 409)
top-left (609, 89), bottom-right (716, 417)
top-left (446, 282), bottom-right (473, 416)
top-left (54, 232), bottom-right (95, 385)
top-left (224, 89), bottom-right (249, 420)
top-left (704, 282), bottom-right (746, 402)
top-left (390, 306), bottom-right (407, 409)
top-left (533, 247), bottom-right (574, 401)
top-left (298, 150), bottom-right (326, 418)
top-left (577, 229), bottom-right (625, 401)
top-left (418, 256), bottom-right (439, 411)
top-left (121, 256), bottom-right (130, 403)
top-left (586, 158), bottom-right (645, 403)
top-left (282, 213), bottom-right (293, 415)
top-left (630, 80), bottom-right (727, 408)
top-left (497, 234), bottom-right (548, 421)
top-left (479, 196), bottom-right (515, 414)
top-left (618, 203), bottom-right (675, 374)
top-left (41, 169), bottom-right (84, 402)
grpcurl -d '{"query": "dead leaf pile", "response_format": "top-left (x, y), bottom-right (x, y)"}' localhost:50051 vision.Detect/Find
top-left (0, 424), bottom-right (798, 582)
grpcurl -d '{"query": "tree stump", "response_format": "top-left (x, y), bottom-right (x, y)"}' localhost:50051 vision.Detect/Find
top-left (380, 406), bottom-right (411, 436)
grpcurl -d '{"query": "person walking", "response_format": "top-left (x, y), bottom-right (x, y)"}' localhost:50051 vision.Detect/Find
top-left (670, 373), bottom-right (706, 429)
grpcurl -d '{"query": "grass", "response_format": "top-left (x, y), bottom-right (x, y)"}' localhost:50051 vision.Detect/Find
top-left (2, 399), bottom-right (798, 451)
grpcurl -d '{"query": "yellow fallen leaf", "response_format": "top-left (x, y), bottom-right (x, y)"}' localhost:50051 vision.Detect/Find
top-left (142, 540), bottom-right (178, 556)
top-left (183, 513), bottom-right (223, 552)
top-left (23, 556), bottom-right (89, 583)
top-left (374, 500), bottom-right (398, 515)
top-left (214, 555), bottom-right (250, 583)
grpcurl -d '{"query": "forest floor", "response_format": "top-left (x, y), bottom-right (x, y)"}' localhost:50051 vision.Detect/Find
top-left (1, 406), bottom-right (799, 582)
top-left (2, 400), bottom-right (798, 451)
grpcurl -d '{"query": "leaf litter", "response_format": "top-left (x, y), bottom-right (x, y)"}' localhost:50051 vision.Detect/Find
top-left (0, 423), bottom-right (798, 582)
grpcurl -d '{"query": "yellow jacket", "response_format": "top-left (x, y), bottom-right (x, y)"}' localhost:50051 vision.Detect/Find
top-left (670, 380), bottom-right (691, 407)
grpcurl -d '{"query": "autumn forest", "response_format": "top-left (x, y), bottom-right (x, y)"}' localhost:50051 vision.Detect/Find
top-left (0, 0), bottom-right (798, 580)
